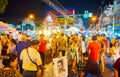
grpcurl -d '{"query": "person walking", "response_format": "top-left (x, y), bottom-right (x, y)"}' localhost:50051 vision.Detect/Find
top-left (20, 40), bottom-right (44, 77)
top-left (38, 34), bottom-right (47, 66)
top-left (57, 33), bottom-right (67, 57)
top-left (88, 35), bottom-right (101, 63)
top-left (16, 34), bottom-right (30, 74)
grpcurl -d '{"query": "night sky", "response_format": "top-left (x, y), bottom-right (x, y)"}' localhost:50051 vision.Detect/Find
top-left (0, 0), bottom-right (113, 20)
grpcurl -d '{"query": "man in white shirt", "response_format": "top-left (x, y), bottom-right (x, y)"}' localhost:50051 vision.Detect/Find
top-left (20, 40), bottom-right (44, 77)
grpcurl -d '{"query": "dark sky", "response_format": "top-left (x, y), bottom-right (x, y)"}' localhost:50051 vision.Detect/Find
top-left (0, 0), bottom-right (113, 20)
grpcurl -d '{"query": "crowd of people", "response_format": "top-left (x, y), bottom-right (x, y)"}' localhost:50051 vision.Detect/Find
top-left (0, 32), bottom-right (120, 77)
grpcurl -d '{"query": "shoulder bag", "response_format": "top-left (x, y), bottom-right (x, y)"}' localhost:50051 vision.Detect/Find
top-left (26, 48), bottom-right (42, 77)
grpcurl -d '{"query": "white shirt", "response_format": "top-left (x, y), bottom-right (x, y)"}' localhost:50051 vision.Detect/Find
top-left (81, 41), bottom-right (86, 53)
top-left (113, 47), bottom-right (120, 62)
top-left (20, 47), bottom-right (42, 71)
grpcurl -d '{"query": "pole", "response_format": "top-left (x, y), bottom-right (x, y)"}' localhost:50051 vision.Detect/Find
top-left (113, 15), bottom-right (114, 37)
top-left (33, 20), bottom-right (35, 31)
top-left (64, 15), bottom-right (67, 27)
top-left (22, 25), bottom-right (23, 32)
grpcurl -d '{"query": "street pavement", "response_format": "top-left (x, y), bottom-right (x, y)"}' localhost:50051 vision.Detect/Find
top-left (44, 62), bottom-right (54, 77)
top-left (103, 67), bottom-right (114, 77)
top-left (43, 62), bottom-right (114, 77)
top-left (0, 59), bottom-right (3, 68)
top-left (0, 58), bottom-right (114, 77)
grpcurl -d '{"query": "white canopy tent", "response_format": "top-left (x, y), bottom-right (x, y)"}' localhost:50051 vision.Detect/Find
top-left (65, 26), bottom-right (80, 34)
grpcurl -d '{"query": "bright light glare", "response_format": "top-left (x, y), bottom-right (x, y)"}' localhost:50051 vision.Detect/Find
top-left (39, 31), bottom-right (42, 34)
top-left (29, 14), bottom-right (34, 19)
top-left (91, 16), bottom-right (97, 22)
top-left (118, 33), bottom-right (120, 36)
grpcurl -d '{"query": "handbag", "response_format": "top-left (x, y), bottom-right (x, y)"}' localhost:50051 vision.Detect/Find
top-left (26, 48), bottom-right (42, 77)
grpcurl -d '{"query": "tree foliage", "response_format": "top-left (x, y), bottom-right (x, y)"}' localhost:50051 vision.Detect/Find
top-left (0, 0), bottom-right (8, 14)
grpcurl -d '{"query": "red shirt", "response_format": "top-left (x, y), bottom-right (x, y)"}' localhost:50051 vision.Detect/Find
top-left (113, 58), bottom-right (120, 77)
top-left (88, 41), bottom-right (101, 62)
top-left (39, 39), bottom-right (46, 53)
top-left (114, 58), bottom-right (120, 71)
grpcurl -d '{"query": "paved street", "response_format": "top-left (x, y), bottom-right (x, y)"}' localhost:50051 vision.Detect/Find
top-left (43, 62), bottom-right (114, 77)
top-left (0, 58), bottom-right (114, 77)
top-left (44, 62), bottom-right (54, 77)
top-left (0, 59), bottom-right (3, 68)
top-left (103, 67), bottom-right (114, 77)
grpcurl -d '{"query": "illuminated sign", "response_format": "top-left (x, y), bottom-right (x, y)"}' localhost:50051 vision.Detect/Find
top-left (47, 10), bottom-right (74, 15)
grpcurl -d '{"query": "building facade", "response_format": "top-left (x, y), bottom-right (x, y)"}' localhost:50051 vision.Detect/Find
top-left (114, 0), bottom-right (120, 38)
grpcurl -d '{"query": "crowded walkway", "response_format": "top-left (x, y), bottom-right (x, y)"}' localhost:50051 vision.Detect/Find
top-left (0, 33), bottom-right (119, 77)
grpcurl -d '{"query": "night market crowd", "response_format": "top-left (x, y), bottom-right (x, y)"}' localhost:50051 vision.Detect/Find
top-left (0, 32), bottom-right (120, 77)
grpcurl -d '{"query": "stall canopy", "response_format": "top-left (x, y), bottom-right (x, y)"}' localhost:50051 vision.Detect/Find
top-left (0, 21), bottom-right (9, 28)
top-left (64, 26), bottom-right (81, 35)
top-left (0, 21), bottom-right (15, 31)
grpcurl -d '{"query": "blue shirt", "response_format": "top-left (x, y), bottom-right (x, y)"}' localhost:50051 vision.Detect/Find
top-left (16, 41), bottom-right (30, 65)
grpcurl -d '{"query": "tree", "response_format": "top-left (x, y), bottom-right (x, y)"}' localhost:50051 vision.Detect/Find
top-left (0, 0), bottom-right (8, 14)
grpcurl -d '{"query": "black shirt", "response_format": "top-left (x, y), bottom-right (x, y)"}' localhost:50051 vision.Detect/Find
top-left (83, 58), bottom-right (102, 77)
